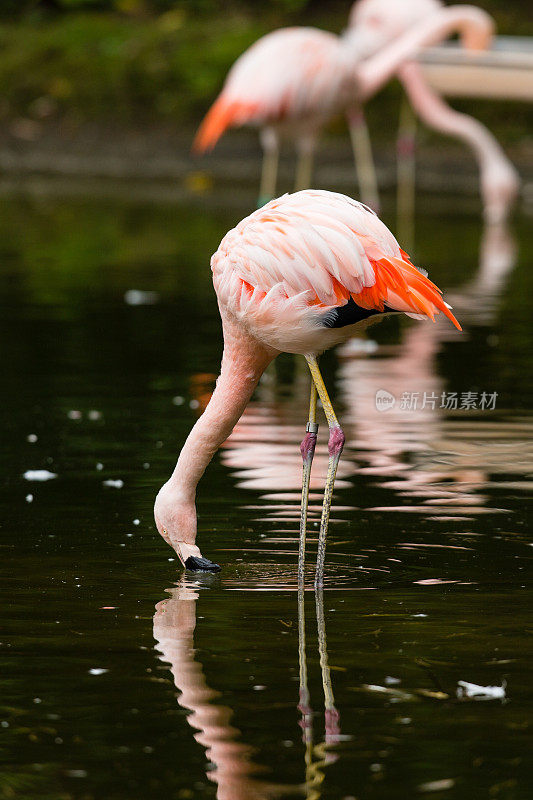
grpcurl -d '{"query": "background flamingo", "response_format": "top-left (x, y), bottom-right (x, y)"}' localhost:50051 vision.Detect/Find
top-left (193, 6), bottom-right (493, 206)
top-left (348, 0), bottom-right (519, 223)
top-left (154, 189), bottom-right (461, 586)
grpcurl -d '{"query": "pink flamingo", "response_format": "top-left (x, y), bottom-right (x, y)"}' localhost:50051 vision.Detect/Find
top-left (192, 6), bottom-right (493, 205)
top-left (348, 0), bottom-right (519, 224)
top-left (154, 189), bottom-right (461, 585)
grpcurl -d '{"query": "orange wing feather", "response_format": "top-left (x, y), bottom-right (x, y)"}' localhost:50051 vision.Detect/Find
top-left (308, 250), bottom-right (461, 330)
top-left (354, 254), bottom-right (461, 330)
top-left (193, 98), bottom-right (258, 153)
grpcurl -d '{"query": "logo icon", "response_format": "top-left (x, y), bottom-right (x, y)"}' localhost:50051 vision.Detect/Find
top-left (375, 389), bottom-right (395, 412)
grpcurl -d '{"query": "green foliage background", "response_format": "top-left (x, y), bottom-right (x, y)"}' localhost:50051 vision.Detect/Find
top-left (0, 1), bottom-right (530, 137)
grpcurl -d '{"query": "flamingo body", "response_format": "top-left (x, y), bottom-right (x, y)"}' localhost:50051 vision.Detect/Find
top-left (212, 190), bottom-right (460, 354)
top-left (194, 28), bottom-right (355, 153)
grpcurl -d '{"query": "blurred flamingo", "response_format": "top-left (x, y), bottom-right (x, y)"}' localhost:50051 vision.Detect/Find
top-left (348, 0), bottom-right (519, 224)
top-left (154, 190), bottom-right (460, 585)
top-left (193, 6), bottom-right (493, 206)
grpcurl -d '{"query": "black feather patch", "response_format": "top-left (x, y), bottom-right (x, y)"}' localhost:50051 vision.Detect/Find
top-left (321, 297), bottom-right (390, 329)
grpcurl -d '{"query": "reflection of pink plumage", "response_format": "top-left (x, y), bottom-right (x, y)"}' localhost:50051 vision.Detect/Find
top-left (193, 6), bottom-right (493, 203)
top-left (155, 189), bottom-right (461, 584)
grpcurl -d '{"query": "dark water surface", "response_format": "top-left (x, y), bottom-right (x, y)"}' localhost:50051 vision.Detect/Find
top-left (1, 185), bottom-right (532, 800)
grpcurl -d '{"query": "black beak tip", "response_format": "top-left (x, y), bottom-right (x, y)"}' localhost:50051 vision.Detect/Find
top-left (184, 555), bottom-right (222, 573)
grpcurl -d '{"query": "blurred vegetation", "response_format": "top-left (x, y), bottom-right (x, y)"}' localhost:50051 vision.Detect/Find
top-left (0, 1), bottom-right (531, 138)
top-left (1, 0), bottom-right (532, 21)
top-left (0, 11), bottom-right (265, 125)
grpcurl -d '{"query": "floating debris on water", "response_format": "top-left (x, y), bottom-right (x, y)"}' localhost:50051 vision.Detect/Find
top-left (27, 434), bottom-right (38, 443)
top-left (361, 684), bottom-right (415, 701)
top-left (88, 668), bottom-right (108, 676)
top-left (67, 410), bottom-right (82, 420)
top-left (102, 479), bottom-right (124, 489)
top-left (417, 778), bottom-right (455, 793)
top-left (124, 289), bottom-right (159, 306)
top-left (457, 680), bottom-right (506, 700)
top-left (26, 494), bottom-right (33, 503)
top-left (23, 470), bottom-right (57, 481)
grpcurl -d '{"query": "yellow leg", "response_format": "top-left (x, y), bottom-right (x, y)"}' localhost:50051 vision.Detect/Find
top-left (298, 378), bottom-right (318, 585)
top-left (305, 355), bottom-right (345, 588)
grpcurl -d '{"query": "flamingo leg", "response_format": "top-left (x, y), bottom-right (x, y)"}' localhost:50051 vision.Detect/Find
top-left (305, 355), bottom-right (345, 588)
top-left (258, 127), bottom-right (279, 207)
top-left (298, 379), bottom-right (318, 584)
top-left (396, 95), bottom-right (417, 251)
top-left (294, 136), bottom-right (316, 193)
top-left (347, 106), bottom-right (380, 212)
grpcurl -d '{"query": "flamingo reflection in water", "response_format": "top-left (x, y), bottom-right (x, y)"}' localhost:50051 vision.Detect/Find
top-left (153, 582), bottom-right (341, 800)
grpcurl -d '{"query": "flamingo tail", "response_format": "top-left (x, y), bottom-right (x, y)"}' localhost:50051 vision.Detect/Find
top-left (354, 253), bottom-right (462, 331)
top-left (192, 97), bottom-right (255, 154)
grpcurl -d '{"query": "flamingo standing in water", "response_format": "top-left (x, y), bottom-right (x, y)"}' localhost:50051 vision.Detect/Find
top-left (154, 190), bottom-right (461, 585)
top-left (193, 5), bottom-right (493, 205)
top-left (347, 0), bottom-right (519, 224)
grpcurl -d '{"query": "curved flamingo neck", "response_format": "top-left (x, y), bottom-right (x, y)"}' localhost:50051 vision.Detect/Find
top-left (356, 5), bottom-right (493, 101)
top-left (398, 60), bottom-right (509, 172)
top-left (168, 314), bottom-right (276, 504)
